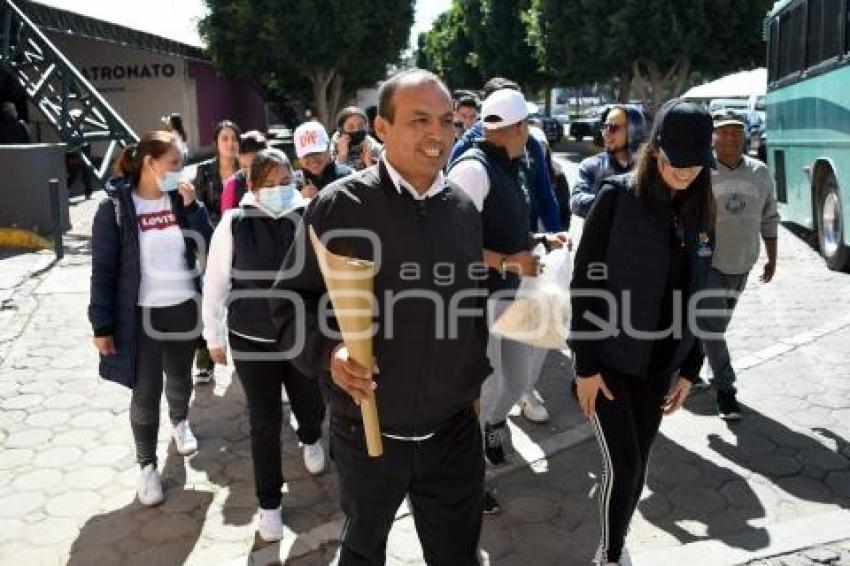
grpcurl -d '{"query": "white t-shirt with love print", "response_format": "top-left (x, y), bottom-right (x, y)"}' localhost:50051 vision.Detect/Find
top-left (132, 193), bottom-right (196, 307)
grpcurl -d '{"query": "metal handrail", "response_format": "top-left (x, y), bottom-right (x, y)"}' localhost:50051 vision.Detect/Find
top-left (0, 0), bottom-right (139, 187)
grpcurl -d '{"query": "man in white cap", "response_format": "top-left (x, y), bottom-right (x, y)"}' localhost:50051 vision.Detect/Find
top-left (293, 121), bottom-right (353, 198)
top-left (696, 109), bottom-right (779, 420)
top-left (448, 88), bottom-right (569, 475)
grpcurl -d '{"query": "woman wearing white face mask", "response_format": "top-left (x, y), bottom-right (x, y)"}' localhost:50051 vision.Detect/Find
top-left (88, 130), bottom-right (213, 507)
top-left (202, 148), bottom-right (327, 542)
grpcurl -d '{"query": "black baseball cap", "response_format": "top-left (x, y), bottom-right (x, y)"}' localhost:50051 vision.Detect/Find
top-left (650, 99), bottom-right (715, 168)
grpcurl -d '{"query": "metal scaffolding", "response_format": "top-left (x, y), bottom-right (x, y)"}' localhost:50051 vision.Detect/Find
top-left (0, 0), bottom-right (139, 187)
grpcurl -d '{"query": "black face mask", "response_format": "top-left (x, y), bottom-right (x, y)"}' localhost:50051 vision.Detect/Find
top-left (344, 129), bottom-right (367, 146)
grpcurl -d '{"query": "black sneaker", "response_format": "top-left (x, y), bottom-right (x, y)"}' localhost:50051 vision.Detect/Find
top-left (484, 422), bottom-right (507, 466)
top-left (483, 489), bottom-right (501, 515)
top-left (691, 378), bottom-right (711, 393)
top-left (717, 390), bottom-right (742, 420)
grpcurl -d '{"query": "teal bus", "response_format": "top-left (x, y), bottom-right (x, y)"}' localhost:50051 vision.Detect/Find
top-left (765, 0), bottom-right (850, 271)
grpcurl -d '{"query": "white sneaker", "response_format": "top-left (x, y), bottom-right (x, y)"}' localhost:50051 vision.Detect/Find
top-left (172, 420), bottom-right (198, 455)
top-left (520, 391), bottom-right (550, 423)
top-left (302, 441), bottom-right (326, 475)
top-left (257, 506), bottom-right (283, 542)
top-left (592, 544), bottom-right (630, 566)
top-left (136, 464), bottom-right (164, 506)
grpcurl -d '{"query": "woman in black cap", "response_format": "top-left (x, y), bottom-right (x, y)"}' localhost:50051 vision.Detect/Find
top-left (569, 99), bottom-right (716, 565)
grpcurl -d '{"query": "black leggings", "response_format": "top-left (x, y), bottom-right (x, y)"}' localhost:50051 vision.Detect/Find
top-left (589, 371), bottom-right (671, 563)
top-left (131, 298), bottom-right (200, 468)
top-left (230, 332), bottom-right (326, 509)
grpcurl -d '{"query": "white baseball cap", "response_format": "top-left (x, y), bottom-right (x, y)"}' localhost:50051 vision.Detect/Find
top-left (293, 121), bottom-right (330, 158)
top-left (481, 89), bottom-right (528, 130)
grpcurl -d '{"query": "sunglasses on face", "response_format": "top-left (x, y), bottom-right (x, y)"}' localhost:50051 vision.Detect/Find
top-left (602, 123), bottom-right (625, 134)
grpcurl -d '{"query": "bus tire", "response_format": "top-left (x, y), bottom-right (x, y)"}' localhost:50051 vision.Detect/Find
top-left (816, 172), bottom-right (850, 271)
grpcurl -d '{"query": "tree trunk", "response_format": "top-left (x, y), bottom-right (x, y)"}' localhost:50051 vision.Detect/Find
top-left (631, 57), bottom-right (691, 115)
top-left (544, 84), bottom-right (553, 115)
top-left (617, 71), bottom-right (632, 103)
top-left (309, 70), bottom-right (337, 129)
top-left (327, 73), bottom-right (345, 129)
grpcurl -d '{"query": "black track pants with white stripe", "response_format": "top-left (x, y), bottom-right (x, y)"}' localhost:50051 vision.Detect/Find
top-left (589, 371), bottom-right (672, 563)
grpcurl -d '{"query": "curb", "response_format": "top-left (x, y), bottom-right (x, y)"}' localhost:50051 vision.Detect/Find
top-left (631, 510), bottom-right (850, 566)
top-left (0, 227), bottom-right (51, 250)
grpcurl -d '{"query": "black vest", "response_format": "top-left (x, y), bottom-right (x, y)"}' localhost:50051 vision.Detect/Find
top-left (593, 176), bottom-right (713, 377)
top-left (451, 141), bottom-right (531, 293)
top-left (228, 205), bottom-right (304, 341)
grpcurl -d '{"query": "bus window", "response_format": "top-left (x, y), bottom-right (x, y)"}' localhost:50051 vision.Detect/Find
top-left (807, 0), bottom-right (843, 68)
top-left (806, 0), bottom-right (823, 67)
top-left (779, 5), bottom-right (805, 77)
top-left (769, 20), bottom-right (780, 82)
top-left (822, 0), bottom-right (842, 59)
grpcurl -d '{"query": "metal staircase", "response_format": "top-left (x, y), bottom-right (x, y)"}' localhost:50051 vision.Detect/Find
top-left (0, 0), bottom-right (138, 187)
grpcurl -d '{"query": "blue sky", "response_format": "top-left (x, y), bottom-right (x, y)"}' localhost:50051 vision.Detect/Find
top-left (33, 0), bottom-right (452, 50)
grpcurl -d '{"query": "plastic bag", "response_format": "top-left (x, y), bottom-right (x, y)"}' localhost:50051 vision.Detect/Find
top-left (491, 245), bottom-right (572, 349)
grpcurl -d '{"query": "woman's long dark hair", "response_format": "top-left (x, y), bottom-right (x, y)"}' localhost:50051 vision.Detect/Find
top-left (633, 143), bottom-right (716, 231)
top-left (213, 120), bottom-right (241, 166)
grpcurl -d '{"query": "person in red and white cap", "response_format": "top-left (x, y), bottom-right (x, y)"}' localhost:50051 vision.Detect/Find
top-left (293, 121), bottom-right (354, 199)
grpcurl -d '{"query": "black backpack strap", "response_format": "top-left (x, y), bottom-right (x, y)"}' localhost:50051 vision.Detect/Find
top-left (449, 147), bottom-right (493, 179)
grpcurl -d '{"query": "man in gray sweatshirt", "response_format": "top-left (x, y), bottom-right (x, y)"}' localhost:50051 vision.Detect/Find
top-left (698, 110), bottom-right (780, 420)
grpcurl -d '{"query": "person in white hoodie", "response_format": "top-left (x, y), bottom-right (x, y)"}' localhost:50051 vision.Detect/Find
top-left (202, 148), bottom-right (326, 542)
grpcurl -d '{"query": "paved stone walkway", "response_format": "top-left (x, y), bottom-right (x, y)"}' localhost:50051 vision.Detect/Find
top-left (1, 170), bottom-right (849, 564)
top-left (746, 539), bottom-right (850, 565)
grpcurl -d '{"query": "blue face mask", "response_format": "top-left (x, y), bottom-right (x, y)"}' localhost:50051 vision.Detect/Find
top-left (257, 183), bottom-right (298, 214)
top-left (159, 169), bottom-right (184, 192)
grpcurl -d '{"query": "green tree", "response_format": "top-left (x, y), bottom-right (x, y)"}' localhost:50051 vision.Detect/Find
top-left (415, 3), bottom-right (483, 89)
top-left (417, 0), bottom-right (552, 104)
top-left (199, 0), bottom-right (414, 127)
top-left (528, 0), bottom-right (773, 112)
top-left (471, 0), bottom-right (551, 94)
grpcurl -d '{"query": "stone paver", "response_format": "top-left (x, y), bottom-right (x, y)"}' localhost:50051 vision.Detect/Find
top-left (746, 539), bottom-right (850, 565)
top-left (1, 161), bottom-right (849, 565)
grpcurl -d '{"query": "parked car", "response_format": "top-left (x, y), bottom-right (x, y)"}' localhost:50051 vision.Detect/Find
top-left (527, 102), bottom-right (563, 145)
top-left (528, 112), bottom-right (563, 144)
top-left (569, 103), bottom-right (649, 145)
top-left (569, 105), bottom-right (605, 141)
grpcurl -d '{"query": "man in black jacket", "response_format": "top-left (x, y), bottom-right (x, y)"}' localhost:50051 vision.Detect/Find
top-left (293, 120), bottom-right (353, 198)
top-left (270, 69), bottom-right (490, 565)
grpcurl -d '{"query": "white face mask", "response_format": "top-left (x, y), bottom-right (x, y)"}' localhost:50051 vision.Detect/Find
top-left (257, 183), bottom-right (298, 214)
top-left (158, 169), bottom-right (184, 192)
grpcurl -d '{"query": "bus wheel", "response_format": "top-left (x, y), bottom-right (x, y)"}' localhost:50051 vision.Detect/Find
top-left (817, 172), bottom-right (850, 271)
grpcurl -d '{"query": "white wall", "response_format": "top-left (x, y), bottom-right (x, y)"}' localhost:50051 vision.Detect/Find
top-left (29, 32), bottom-right (199, 157)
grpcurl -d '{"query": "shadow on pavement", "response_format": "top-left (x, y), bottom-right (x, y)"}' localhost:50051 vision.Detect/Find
top-left (188, 368), bottom-right (340, 564)
top-left (641, 432), bottom-right (770, 551)
top-left (67, 448), bottom-right (214, 566)
top-left (687, 396), bottom-right (850, 510)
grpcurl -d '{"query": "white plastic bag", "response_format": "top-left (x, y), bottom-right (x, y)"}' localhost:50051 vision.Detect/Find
top-left (491, 245), bottom-right (572, 349)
